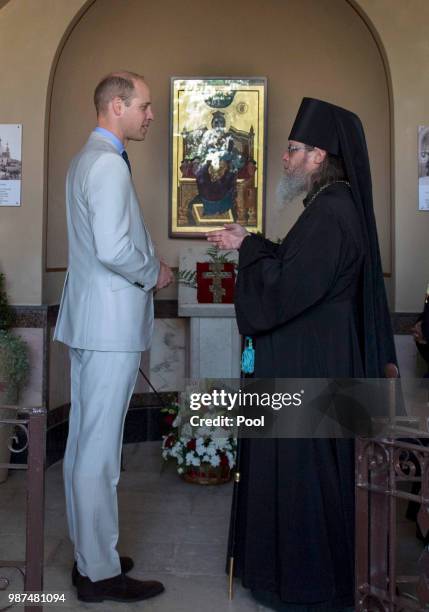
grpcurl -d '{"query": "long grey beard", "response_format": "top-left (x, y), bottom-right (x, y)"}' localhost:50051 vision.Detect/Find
top-left (276, 170), bottom-right (308, 208)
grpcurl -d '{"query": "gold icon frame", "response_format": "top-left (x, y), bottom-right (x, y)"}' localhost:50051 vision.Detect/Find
top-left (169, 77), bottom-right (267, 238)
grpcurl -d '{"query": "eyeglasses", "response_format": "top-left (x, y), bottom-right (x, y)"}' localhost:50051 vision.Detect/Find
top-left (286, 145), bottom-right (314, 154)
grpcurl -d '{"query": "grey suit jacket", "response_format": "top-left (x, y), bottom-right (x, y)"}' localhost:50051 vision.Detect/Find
top-left (54, 132), bottom-right (160, 351)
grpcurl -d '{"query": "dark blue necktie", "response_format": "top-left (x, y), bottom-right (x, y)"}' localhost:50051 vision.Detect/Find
top-left (121, 150), bottom-right (132, 175)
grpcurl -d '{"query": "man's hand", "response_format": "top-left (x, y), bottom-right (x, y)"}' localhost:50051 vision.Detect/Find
top-left (206, 223), bottom-right (249, 250)
top-left (411, 320), bottom-right (427, 344)
top-left (156, 261), bottom-right (173, 290)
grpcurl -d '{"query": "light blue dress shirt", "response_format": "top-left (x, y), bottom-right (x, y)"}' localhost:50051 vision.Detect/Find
top-left (94, 127), bottom-right (124, 154)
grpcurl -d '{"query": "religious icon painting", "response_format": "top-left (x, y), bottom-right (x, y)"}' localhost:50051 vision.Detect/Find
top-left (169, 77), bottom-right (267, 238)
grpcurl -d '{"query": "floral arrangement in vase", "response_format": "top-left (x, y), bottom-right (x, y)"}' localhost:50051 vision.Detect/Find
top-left (161, 393), bottom-right (237, 485)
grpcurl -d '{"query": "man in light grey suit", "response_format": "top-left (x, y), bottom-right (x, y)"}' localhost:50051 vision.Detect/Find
top-left (54, 71), bottom-right (172, 603)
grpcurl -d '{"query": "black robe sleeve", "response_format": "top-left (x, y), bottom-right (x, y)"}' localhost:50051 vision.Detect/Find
top-left (235, 205), bottom-right (348, 336)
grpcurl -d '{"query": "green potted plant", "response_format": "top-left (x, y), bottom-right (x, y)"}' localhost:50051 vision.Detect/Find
top-left (0, 272), bottom-right (30, 482)
top-left (0, 329), bottom-right (30, 403)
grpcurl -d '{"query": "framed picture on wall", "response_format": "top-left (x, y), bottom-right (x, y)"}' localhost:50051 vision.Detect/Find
top-left (0, 124), bottom-right (22, 207)
top-left (169, 77), bottom-right (267, 238)
top-left (418, 125), bottom-right (429, 211)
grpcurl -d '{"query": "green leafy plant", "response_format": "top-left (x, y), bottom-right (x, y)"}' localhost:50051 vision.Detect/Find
top-left (0, 273), bottom-right (29, 403)
top-left (205, 245), bottom-right (236, 264)
top-left (0, 330), bottom-right (30, 400)
top-left (175, 268), bottom-right (197, 289)
top-left (0, 273), bottom-right (13, 330)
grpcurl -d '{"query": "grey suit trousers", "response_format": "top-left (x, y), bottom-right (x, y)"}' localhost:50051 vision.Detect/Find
top-left (63, 348), bottom-right (140, 581)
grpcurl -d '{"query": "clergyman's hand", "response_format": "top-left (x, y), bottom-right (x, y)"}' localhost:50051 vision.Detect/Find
top-left (411, 320), bottom-right (427, 344)
top-left (156, 261), bottom-right (173, 290)
top-left (206, 223), bottom-right (249, 250)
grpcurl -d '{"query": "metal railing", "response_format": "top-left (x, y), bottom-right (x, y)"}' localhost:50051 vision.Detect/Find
top-left (0, 405), bottom-right (46, 612)
top-left (356, 431), bottom-right (429, 611)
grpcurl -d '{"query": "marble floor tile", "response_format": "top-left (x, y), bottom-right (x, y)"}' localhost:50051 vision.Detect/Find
top-left (117, 539), bottom-right (177, 574)
top-left (44, 508), bottom-right (69, 538)
top-left (0, 468), bottom-right (26, 491)
top-left (0, 439), bottom-right (425, 611)
top-left (173, 540), bottom-right (229, 576)
top-left (118, 489), bottom-right (194, 516)
top-left (119, 572), bottom-right (259, 612)
top-left (45, 537), bottom-right (75, 567)
top-left (0, 533), bottom-right (26, 560)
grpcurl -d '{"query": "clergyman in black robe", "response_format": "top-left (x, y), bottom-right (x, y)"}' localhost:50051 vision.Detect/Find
top-left (207, 98), bottom-right (397, 611)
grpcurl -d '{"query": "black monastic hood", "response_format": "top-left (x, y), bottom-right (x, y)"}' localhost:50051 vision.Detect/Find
top-left (290, 97), bottom-right (397, 377)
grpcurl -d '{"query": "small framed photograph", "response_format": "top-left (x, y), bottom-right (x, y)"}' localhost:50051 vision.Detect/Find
top-left (419, 126), bottom-right (429, 211)
top-left (0, 124), bottom-right (22, 207)
top-left (169, 77), bottom-right (267, 238)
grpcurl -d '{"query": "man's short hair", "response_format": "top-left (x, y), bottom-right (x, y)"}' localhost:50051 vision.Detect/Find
top-left (94, 71), bottom-right (145, 115)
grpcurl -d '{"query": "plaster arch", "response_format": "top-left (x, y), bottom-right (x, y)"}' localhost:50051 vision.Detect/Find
top-left (43, 0), bottom-right (395, 303)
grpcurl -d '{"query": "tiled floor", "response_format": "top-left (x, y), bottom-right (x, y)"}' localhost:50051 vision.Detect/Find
top-left (0, 441), bottom-right (426, 612)
top-left (0, 442), bottom-right (264, 611)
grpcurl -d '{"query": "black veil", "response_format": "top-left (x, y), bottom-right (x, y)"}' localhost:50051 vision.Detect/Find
top-left (289, 97), bottom-right (397, 376)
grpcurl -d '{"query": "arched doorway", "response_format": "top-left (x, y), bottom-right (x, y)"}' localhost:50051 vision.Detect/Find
top-left (44, 0), bottom-right (394, 298)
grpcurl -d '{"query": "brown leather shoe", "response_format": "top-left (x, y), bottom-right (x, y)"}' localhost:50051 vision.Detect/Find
top-left (76, 572), bottom-right (165, 603)
top-left (71, 556), bottom-right (134, 587)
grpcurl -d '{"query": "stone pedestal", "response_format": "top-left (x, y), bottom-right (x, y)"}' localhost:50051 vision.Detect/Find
top-left (179, 246), bottom-right (241, 379)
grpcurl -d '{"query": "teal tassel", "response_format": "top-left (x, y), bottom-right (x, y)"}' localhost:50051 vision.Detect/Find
top-left (241, 337), bottom-right (255, 374)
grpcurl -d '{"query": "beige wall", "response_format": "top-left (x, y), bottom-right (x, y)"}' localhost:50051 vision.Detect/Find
top-left (355, 0), bottom-right (429, 311)
top-left (0, 0), bottom-right (87, 304)
top-left (0, 0), bottom-right (428, 311)
top-left (46, 0), bottom-right (391, 298)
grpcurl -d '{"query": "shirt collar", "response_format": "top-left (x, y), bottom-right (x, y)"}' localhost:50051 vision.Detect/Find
top-left (93, 127), bottom-right (125, 154)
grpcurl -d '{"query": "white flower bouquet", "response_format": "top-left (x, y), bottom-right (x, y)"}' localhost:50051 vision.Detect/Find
top-left (161, 393), bottom-right (237, 485)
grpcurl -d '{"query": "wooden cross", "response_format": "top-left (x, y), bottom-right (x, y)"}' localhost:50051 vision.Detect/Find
top-left (202, 262), bottom-right (233, 303)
